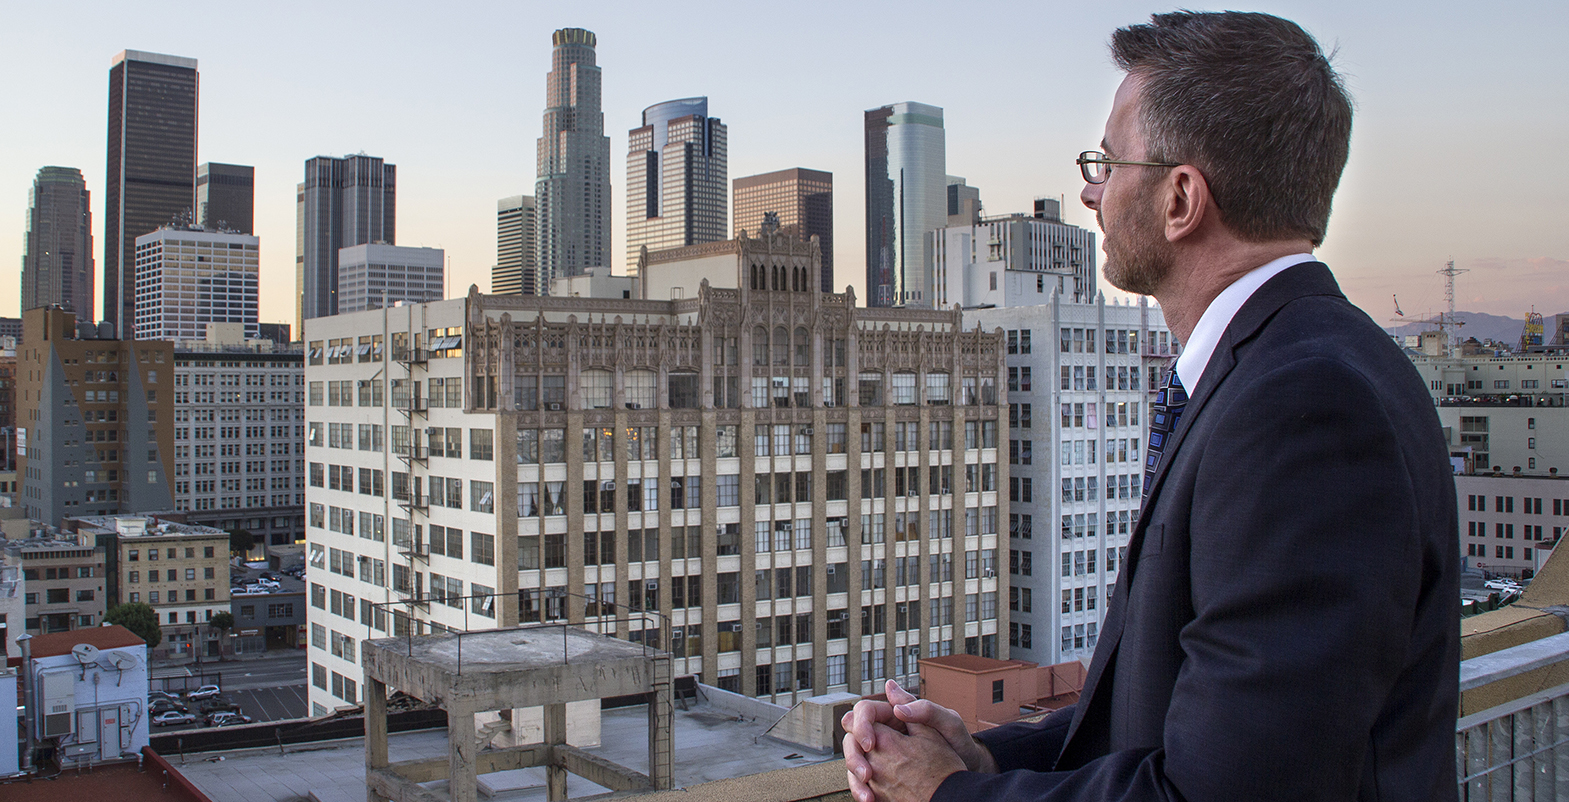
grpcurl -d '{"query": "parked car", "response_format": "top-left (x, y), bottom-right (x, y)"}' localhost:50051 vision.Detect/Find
top-left (207, 712), bottom-right (254, 727)
top-left (149, 690), bottom-right (181, 703)
top-left (187, 685), bottom-right (222, 700)
top-left (198, 698), bottom-right (242, 714)
top-left (1485, 579), bottom-right (1521, 592)
top-left (150, 699), bottom-right (188, 715)
top-left (153, 711), bottom-right (196, 727)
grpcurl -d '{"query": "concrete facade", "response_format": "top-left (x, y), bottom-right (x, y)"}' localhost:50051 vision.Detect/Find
top-left (964, 297), bottom-right (1172, 666)
top-left (1455, 472), bottom-right (1569, 579)
top-left (6, 532), bottom-right (107, 638)
top-left (172, 334), bottom-right (305, 554)
top-left (16, 307), bottom-right (176, 525)
top-left (303, 232), bottom-right (1006, 716)
top-left (931, 202), bottom-right (1099, 309)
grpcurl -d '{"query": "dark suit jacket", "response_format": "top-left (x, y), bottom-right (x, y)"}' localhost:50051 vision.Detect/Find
top-left (934, 263), bottom-right (1459, 801)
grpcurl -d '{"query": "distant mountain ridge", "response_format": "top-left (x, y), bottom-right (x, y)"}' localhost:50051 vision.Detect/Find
top-left (1386, 311), bottom-right (1547, 346)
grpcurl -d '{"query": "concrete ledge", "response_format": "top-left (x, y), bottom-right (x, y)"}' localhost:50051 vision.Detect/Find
top-left (557, 743), bottom-right (653, 792)
top-left (638, 759), bottom-right (850, 802)
top-left (1460, 545), bottom-right (1569, 715)
top-left (368, 766), bottom-right (447, 802)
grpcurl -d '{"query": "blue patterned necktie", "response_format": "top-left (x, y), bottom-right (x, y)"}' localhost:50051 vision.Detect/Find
top-left (1142, 362), bottom-right (1187, 500)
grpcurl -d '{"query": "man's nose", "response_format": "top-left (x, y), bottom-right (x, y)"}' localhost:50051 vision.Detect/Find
top-left (1081, 182), bottom-right (1102, 211)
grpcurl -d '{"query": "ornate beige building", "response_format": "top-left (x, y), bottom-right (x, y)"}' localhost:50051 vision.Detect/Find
top-left (304, 232), bottom-right (1006, 713)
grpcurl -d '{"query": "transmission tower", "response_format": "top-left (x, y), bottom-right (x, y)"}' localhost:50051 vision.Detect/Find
top-left (1439, 259), bottom-right (1468, 318)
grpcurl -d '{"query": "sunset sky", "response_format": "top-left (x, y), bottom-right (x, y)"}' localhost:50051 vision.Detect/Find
top-left (3, 0), bottom-right (1565, 330)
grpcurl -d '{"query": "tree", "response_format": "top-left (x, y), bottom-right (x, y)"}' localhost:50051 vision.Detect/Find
top-left (210, 612), bottom-right (235, 633)
top-left (105, 602), bottom-right (162, 649)
top-left (229, 528), bottom-right (255, 558)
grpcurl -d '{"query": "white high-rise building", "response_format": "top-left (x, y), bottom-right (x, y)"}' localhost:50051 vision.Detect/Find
top-left (626, 97), bottom-right (728, 273)
top-left (336, 244), bottom-right (445, 314)
top-left (133, 226), bottom-right (259, 341)
top-left (932, 199), bottom-right (1099, 309)
top-left (965, 293), bottom-right (1172, 665)
top-left (492, 196), bottom-right (537, 295)
top-left (303, 234), bottom-right (1007, 714)
top-left (864, 102), bottom-right (946, 308)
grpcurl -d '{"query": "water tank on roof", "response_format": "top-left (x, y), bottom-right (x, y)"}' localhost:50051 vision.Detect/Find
top-left (76, 322), bottom-right (96, 340)
top-left (98, 321), bottom-right (116, 339)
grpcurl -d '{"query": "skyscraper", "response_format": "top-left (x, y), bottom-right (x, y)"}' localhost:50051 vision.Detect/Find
top-left (864, 102), bottom-right (946, 308)
top-left (535, 27), bottom-right (611, 290)
top-left (733, 168), bottom-right (834, 292)
top-left (626, 97), bottom-right (727, 273)
top-left (491, 195), bottom-right (537, 295)
top-left (21, 166), bottom-right (94, 315)
top-left (295, 154), bottom-right (396, 331)
top-left (197, 162), bottom-right (255, 233)
top-left (105, 50), bottom-right (199, 336)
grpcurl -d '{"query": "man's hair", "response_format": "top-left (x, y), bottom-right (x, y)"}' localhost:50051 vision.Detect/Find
top-left (1110, 11), bottom-right (1352, 246)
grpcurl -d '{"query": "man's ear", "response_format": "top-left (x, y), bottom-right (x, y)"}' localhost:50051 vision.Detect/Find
top-left (1163, 166), bottom-right (1210, 243)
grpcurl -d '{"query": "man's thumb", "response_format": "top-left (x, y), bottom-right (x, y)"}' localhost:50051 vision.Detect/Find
top-left (885, 679), bottom-right (917, 705)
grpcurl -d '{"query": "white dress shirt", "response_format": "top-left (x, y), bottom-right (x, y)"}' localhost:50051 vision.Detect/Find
top-left (1173, 253), bottom-right (1317, 392)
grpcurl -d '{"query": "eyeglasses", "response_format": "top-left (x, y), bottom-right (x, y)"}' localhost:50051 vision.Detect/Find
top-left (1077, 150), bottom-right (1180, 185)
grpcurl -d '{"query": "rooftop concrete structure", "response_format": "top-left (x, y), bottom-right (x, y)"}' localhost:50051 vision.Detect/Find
top-left (363, 624), bottom-right (673, 802)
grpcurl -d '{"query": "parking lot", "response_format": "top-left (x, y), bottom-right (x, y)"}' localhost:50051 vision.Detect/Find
top-left (226, 684), bottom-right (308, 722)
top-left (149, 653), bottom-right (311, 731)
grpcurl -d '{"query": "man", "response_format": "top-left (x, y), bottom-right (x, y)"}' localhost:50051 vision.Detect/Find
top-left (842, 11), bottom-right (1459, 802)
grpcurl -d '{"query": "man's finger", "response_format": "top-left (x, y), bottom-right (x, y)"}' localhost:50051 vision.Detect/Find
top-left (847, 699), bottom-right (900, 751)
top-left (885, 679), bottom-right (917, 705)
top-left (893, 699), bottom-right (963, 736)
top-left (843, 732), bottom-right (874, 802)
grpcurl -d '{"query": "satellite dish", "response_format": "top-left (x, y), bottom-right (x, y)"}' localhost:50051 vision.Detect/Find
top-left (72, 643), bottom-right (101, 664)
top-left (111, 652), bottom-right (139, 670)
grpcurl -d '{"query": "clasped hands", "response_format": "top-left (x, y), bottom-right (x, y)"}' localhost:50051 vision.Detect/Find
top-left (840, 680), bottom-right (998, 802)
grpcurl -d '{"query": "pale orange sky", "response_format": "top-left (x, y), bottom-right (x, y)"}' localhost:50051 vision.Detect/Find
top-left (2, 0), bottom-right (1565, 328)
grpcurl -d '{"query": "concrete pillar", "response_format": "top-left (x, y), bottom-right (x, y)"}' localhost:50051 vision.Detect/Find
top-left (544, 702), bottom-right (568, 801)
top-left (448, 705), bottom-right (477, 802)
top-left (365, 678), bottom-right (389, 802)
top-left (649, 657), bottom-right (674, 789)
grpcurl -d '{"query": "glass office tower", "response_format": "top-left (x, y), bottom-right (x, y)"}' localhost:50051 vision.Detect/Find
top-left (625, 97), bottom-right (728, 273)
top-left (864, 102), bottom-right (946, 308)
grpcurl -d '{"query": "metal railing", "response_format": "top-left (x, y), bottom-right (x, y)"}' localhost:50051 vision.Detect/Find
top-left (1458, 632), bottom-right (1569, 800)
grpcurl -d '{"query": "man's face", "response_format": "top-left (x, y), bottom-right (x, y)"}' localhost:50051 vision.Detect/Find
top-left (1082, 75), bottom-right (1175, 296)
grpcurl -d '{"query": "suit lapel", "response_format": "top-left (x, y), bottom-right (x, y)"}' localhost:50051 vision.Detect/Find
top-left (1055, 263), bottom-right (1344, 766)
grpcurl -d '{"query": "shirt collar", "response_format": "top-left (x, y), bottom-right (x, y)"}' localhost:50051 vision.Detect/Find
top-left (1173, 253), bottom-right (1316, 391)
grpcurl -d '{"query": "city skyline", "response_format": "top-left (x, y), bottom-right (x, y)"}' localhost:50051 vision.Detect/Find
top-left (1, 0), bottom-right (1564, 329)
